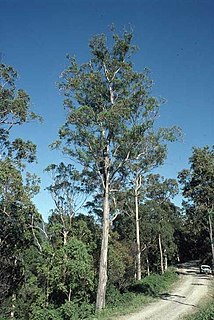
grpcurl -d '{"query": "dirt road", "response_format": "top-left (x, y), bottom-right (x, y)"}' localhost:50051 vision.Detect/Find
top-left (117, 262), bottom-right (213, 320)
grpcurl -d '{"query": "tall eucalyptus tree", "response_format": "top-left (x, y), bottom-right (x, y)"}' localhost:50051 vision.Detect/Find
top-left (56, 28), bottom-right (179, 310)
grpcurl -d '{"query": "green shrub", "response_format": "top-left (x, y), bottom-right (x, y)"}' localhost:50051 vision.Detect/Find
top-left (30, 301), bottom-right (94, 320)
top-left (108, 239), bottom-right (135, 290)
top-left (106, 285), bottom-right (123, 307)
top-left (106, 284), bottom-right (145, 309)
top-left (60, 301), bottom-right (94, 320)
top-left (130, 269), bottom-right (178, 297)
top-left (30, 305), bottom-right (62, 320)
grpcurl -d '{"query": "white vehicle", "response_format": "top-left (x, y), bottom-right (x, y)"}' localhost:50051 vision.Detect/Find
top-left (200, 264), bottom-right (212, 274)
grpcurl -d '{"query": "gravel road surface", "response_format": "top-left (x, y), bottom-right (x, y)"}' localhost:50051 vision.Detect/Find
top-left (117, 262), bottom-right (213, 320)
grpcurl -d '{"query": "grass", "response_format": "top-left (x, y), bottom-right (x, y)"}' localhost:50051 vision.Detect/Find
top-left (184, 302), bottom-right (214, 320)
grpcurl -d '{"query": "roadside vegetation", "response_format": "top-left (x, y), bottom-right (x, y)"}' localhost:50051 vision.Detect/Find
top-left (185, 303), bottom-right (214, 320)
top-left (94, 268), bottom-right (178, 320)
top-left (0, 27), bottom-right (213, 319)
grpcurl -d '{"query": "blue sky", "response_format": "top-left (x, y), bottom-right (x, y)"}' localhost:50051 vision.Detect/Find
top-left (0, 0), bottom-right (213, 220)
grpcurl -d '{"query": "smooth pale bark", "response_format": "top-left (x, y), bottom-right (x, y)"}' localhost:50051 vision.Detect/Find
top-left (63, 230), bottom-right (68, 245)
top-left (96, 187), bottom-right (110, 310)
top-left (159, 233), bottom-right (164, 274)
top-left (96, 158), bottom-right (110, 311)
top-left (10, 294), bottom-right (16, 319)
top-left (146, 249), bottom-right (150, 276)
top-left (68, 288), bottom-right (72, 302)
top-left (134, 174), bottom-right (142, 280)
top-left (135, 190), bottom-right (141, 280)
top-left (164, 249), bottom-right (168, 271)
top-left (63, 228), bottom-right (70, 301)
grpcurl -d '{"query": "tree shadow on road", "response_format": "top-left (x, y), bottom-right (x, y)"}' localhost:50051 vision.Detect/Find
top-left (159, 293), bottom-right (198, 308)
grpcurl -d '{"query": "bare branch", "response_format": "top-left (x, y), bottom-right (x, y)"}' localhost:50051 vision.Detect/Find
top-left (110, 210), bottom-right (120, 227)
top-left (103, 63), bottom-right (110, 83)
top-left (31, 214), bottom-right (42, 253)
top-left (110, 151), bottom-right (130, 181)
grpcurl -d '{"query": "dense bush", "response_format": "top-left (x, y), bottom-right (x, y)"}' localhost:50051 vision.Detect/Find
top-left (105, 269), bottom-right (178, 312)
top-left (60, 301), bottom-right (94, 320)
top-left (129, 269), bottom-right (178, 297)
top-left (105, 285), bottom-right (137, 308)
top-left (30, 305), bottom-right (62, 320)
top-left (15, 301), bottom-right (94, 320)
top-left (108, 237), bottom-right (135, 290)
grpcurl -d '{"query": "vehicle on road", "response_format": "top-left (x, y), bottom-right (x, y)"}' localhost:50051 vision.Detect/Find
top-left (199, 264), bottom-right (212, 274)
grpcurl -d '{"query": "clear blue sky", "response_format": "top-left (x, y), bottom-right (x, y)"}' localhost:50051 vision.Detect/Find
top-left (1, 0), bottom-right (213, 220)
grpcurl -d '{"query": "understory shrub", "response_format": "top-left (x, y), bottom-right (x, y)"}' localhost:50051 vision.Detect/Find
top-left (129, 268), bottom-right (178, 297)
top-left (30, 305), bottom-right (62, 320)
top-left (106, 285), bottom-right (137, 307)
top-left (60, 301), bottom-right (94, 320)
top-left (30, 301), bottom-right (94, 320)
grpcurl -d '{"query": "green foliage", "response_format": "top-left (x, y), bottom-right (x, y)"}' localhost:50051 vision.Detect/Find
top-left (30, 305), bottom-right (62, 320)
top-left (108, 236), bottom-right (135, 289)
top-left (0, 62), bottom-right (40, 166)
top-left (178, 146), bottom-right (214, 263)
top-left (25, 301), bottom-right (94, 320)
top-left (72, 215), bottom-right (101, 255)
top-left (105, 285), bottom-right (123, 307)
top-left (60, 301), bottom-right (94, 320)
top-left (55, 27), bottom-right (180, 220)
top-left (178, 146), bottom-right (214, 210)
top-left (94, 269), bottom-right (178, 319)
top-left (140, 200), bottom-right (179, 269)
top-left (145, 174), bottom-right (179, 202)
top-left (56, 27), bottom-right (180, 310)
top-left (45, 162), bottom-right (84, 217)
top-left (130, 268), bottom-right (178, 297)
top-left (0, 63), bottom-right (31, 126)
top-left (36, 237), bottom-right (95, 306)
top-left (106, 270), bottom-right (177, 308)
top-left (0, 61), bottom-right (42, 310)
top-left (106, 285), bottom-right (144, 309)
top-left (0, 159), bottom-right (41, 303)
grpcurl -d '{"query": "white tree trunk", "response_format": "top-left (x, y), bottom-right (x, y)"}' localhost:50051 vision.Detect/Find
top-left (96, 161), bottom-right (110, 311)
top-left (135, 190), bottom-right (141, 280)
top-left (63, 230), bottom-right (68, 245)
top-left (159, 233), bottom-right (164, 274)
top-left (10, 294), bottom-right (16, 319)
top-left (164, 249), bottom-right (168, 271)
top-left (146, 250), bottom-right (150, 276)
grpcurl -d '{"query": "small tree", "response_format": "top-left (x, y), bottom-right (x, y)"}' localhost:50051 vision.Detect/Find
top-left (178, 146), bottom-right (214, 266)
top-left (126, 133), bottom-right (176, 280)
top-left (145, 174), bottom-right (179, 273)
top-left (45, 162), bottom-right (86, 245)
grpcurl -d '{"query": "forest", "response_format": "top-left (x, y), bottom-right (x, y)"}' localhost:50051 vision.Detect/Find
top-left (0, 29), bottom-right (213, 319)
